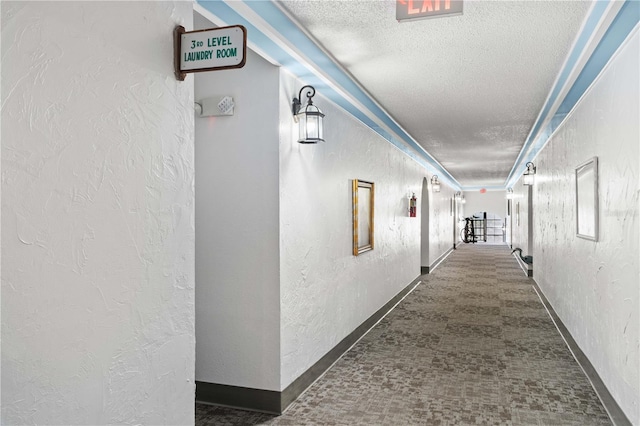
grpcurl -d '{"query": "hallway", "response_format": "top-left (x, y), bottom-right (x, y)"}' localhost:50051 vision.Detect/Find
top-left (1, 2), bottom-right (637, 423)
top-left (195, 244), bottom-right (611, 425)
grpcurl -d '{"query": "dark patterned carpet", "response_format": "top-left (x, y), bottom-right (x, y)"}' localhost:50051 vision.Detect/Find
top-left (196, 244), bottom-right (611, 425)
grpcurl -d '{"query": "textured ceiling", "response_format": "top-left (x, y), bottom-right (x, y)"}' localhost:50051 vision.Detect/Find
top-left (278, 0), bottom-right (593, 187)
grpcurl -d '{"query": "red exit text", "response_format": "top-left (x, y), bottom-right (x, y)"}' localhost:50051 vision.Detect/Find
top-left (400, 0), bottom-right (452, 14)
top-left (396, 0), bottom-right (463, 22)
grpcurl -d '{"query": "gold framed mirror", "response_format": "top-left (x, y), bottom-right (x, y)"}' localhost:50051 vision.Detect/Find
top-left (352, 179), bottom-right (374, 255)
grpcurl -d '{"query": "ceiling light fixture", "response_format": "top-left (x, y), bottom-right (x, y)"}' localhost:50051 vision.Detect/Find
top-left (292, 85), bottom-right (324, 144)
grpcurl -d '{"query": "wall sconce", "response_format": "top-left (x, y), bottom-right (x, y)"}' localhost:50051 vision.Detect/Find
top-left (431, 175), bottom-right (441, 192)
top-left (454, 191), bottom-right (465, 203)
top-left (523, 162), bottom-right (536, 186)
top-left (506, 188), bottom-right (514, 199)
top-left (292, 85), bottom-right (324, 144)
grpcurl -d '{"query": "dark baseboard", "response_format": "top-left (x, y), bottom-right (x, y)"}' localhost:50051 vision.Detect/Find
top-left (512, 253), bottom-right (533, 277)
top-left (281, 275), bottom-right (422, 412)
top-left (421, 266), bottom-right (429, 274)
top-left (197, 275), bottom-right (423, 415)
top-left (196, 382), bottom-right (281, 414)
top-left (427, 246), bottom-right (454, 274)
top-left (531, 280), bottom-right (632, 426)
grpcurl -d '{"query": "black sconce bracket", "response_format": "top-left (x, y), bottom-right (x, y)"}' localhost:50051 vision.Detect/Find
top-left (292, 85), bottom-right (316, 117)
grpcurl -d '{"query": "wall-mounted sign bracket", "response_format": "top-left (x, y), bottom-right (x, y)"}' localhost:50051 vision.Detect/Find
top-left (174, 25), bottom-right (247, 81)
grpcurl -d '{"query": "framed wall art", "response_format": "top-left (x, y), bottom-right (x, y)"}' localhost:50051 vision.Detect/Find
top-left (576, 157), bottom-right (599, 241)
top-left (352, 179), bottom-right (374, 255)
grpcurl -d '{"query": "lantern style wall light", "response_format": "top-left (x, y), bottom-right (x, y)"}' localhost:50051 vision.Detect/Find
top-left (506, 188), bottom-right (514, 199)
top-left (431, 175), bottom-right (441, 192)
top-left (454, 191), bottom-right (466, 203)
top-left (523, 162), bottom-right (536, 186)
top-left (292, 85), bottom-right (324, 144)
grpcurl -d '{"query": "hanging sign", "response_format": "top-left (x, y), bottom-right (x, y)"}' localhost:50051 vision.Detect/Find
top-left (397, 0), bottom-right (463, 22)
top-left (174, 25), bottom-right (247, 81)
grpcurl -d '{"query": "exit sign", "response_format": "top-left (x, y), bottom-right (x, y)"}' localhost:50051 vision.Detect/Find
top-left (397, 0), bottom-right (463, 22)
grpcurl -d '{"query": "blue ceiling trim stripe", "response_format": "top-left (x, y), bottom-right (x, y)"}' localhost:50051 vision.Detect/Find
top-left (505, 0), bottom-right (609, 185)
top-left (558, 0), bottom-right (640, 116)
top-left (198, 1), bottom-right (636, 191)
top-left (195, 1), bottom-right (312, 77)
top-left (196, 0), bottom-right (461, 189)
top-left (506, 0), bottom-right (639, 188)
top-left (240, 1), bottom-right (453, 174)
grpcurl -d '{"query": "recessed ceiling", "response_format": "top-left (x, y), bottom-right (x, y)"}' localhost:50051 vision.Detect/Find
top-left (277, 0), bottom-right (593, 188)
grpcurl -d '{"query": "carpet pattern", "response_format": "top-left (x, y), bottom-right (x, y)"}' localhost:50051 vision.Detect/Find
top-left (196, 244), bottom-right (611, 425)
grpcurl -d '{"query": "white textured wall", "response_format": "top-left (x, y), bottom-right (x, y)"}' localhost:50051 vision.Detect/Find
top-left (454, 199), bottom-right (466, 244)
top-left (194, 13), bottom-right (281, 391)
top-left (429, 184), bottom-right (457, 264)
top-left (534, 29), bottom-right (639, 423)
top-left (464, 190), bottom-right (508, 219)
top-left (421, 178), bottom-right (432, 267)
top-left (510, 185), bottom-right (531, 255)
top-left (1, 2), bottom-right (195, 424)
top-left (279, 71), bottom-right (454, 388)
top-left (421, 177), bottom-right (456, 267)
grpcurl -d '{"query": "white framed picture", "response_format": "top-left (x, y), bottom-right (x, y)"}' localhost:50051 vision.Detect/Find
top-left (576, 157), bottom-right (598, 241)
